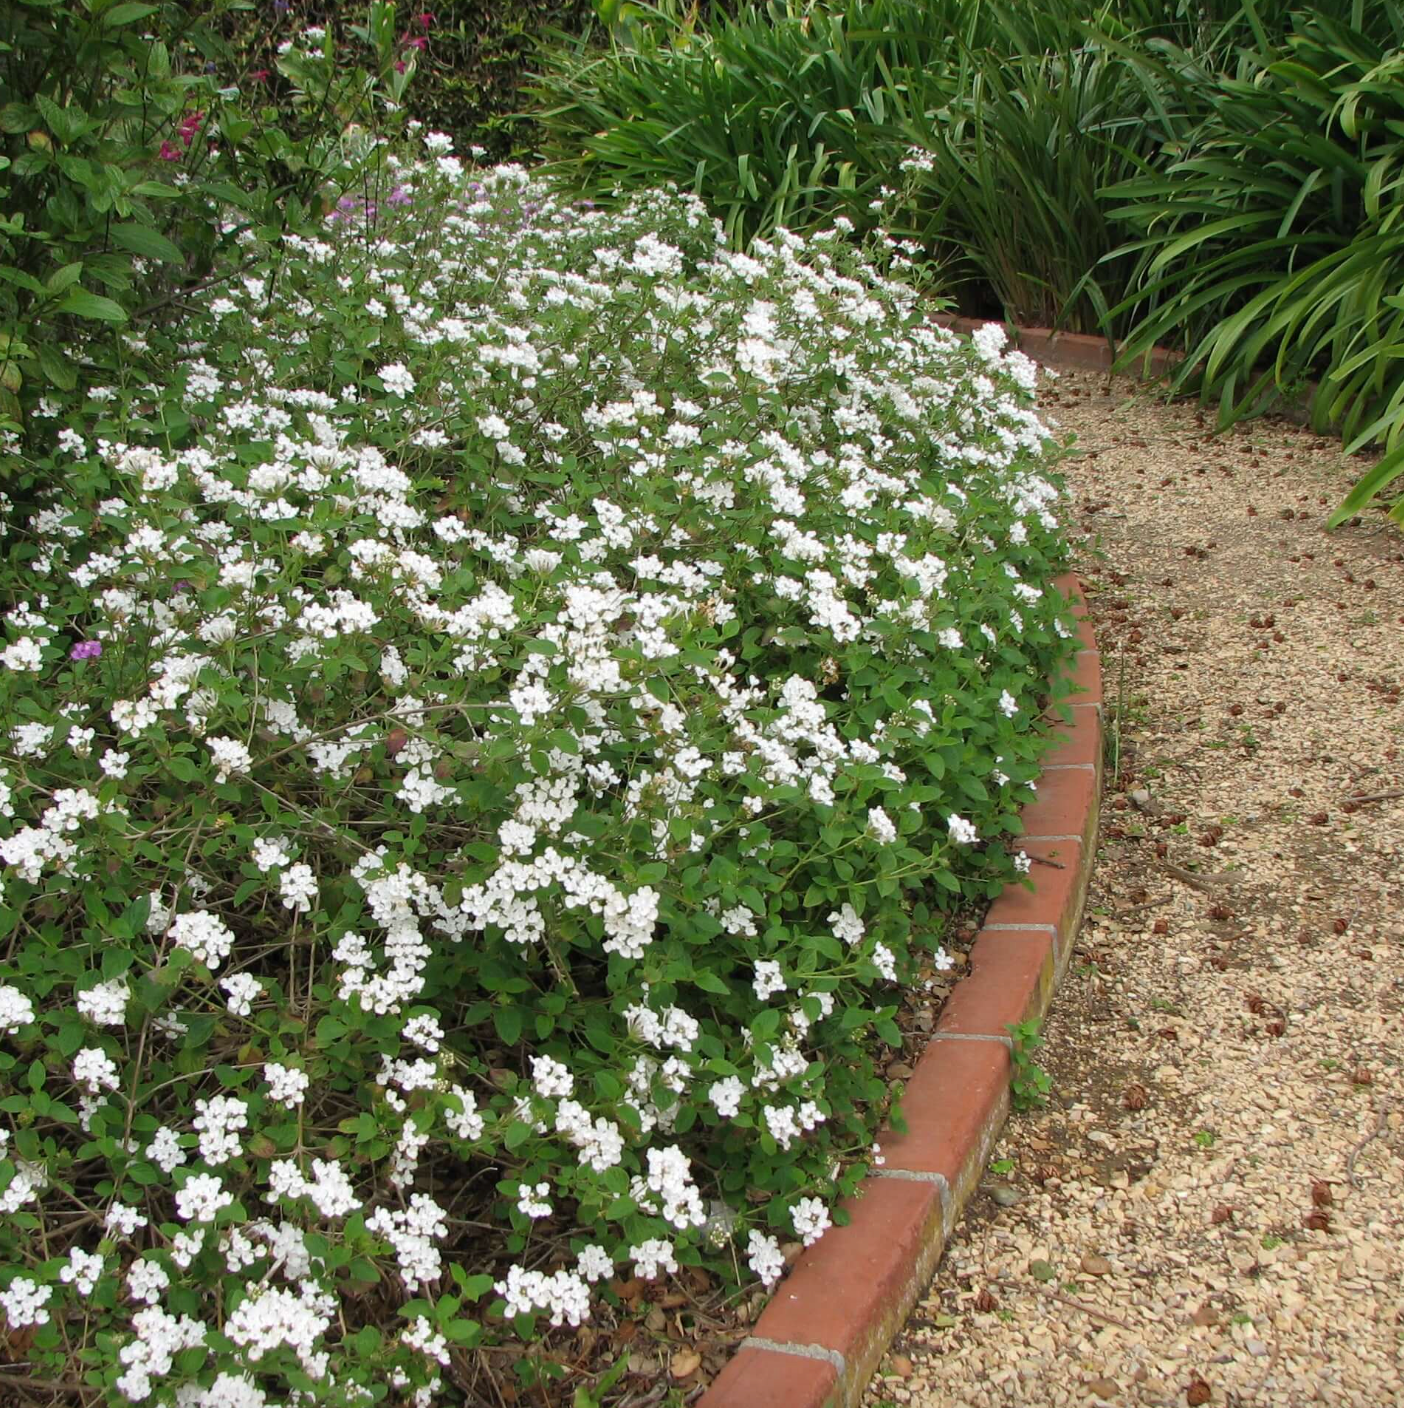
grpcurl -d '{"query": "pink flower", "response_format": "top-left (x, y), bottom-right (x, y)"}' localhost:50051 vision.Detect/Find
top-left (178, 111), bottom-right (205, 148)
top-left (158, 141), bottom-right (182, 162)
top-left (415, 11), bottom-right (434, 31)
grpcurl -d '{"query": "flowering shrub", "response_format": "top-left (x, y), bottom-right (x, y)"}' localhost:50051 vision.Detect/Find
top-left (0, 143), bottom-right (1073, 1404)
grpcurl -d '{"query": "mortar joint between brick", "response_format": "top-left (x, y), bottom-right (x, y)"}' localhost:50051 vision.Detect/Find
top-left (984, 922), bottom-right (1056, 935)
top-left (928, 1031), bottom-right (1013, 1050)
top-left (741, 1337), bottom-right (847, 1375)
top-left (871, 1168), bottom-right (952, 1197)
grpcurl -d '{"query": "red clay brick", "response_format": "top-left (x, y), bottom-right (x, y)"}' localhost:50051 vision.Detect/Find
top-left (1064, 648), bottom-right (1103, 706)
top-left (1044, 705), bottom-right (1101, 769)
top-left (937, 928), bottom-right (1055, 1036)
top-left (876, 1038), bottom-right (1009, 1220)
top-left (1072, 614), bottom-right (1097, 651)
top-left (701, 1345), bottom-right (840, 1408)
top-left (1050, 572), bottom-right (1088, 617)
top-left (934, 315), bottom-right (1185, 379)
top-left (752, 1177), bottom-right (943, 1365)
top-left (1019, 765), bottom-right (1097, 850)
top-left (1025, 329), bottom-right (1113, 371)
top-left (985, 838), bottom-right (1082, 959)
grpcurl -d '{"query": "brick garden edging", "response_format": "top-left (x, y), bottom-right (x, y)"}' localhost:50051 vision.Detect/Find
top-left (934, 314), bottom-right (1182, 377)
top-left (699, 573), bottom-right (1101, 1408)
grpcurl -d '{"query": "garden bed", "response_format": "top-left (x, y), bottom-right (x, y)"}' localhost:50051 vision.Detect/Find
top-left (0, 150), bottom-right (1081, 1406)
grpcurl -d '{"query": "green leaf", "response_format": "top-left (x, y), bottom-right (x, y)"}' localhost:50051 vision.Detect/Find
top-left (452, 1272), bottom-right (495, 1302)
top-left (108, 223), bottom-right (184, 264)
top-left (44, 261), bottom-right (83, 295)
top-left (315, 1016), bottom-right (346, 1045)
top-left (1328, 441), bottom-right (1404, 527)
top-left (0, 265), bottom-right (47, 296)
top-left (55, 289), bottom-right (127, 323)
top-left (34, 93), bottom-right (89, 146)
top-left (493, 1006), bottom-right (523, 1045)
top-left (130, 180), bottom-right (182, 199)
top-left (36, 343), bottom-right (77, 390)
top-left (102, 2), bottom-right (159, 25)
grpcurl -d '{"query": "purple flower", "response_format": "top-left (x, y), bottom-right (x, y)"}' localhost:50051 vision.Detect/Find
top-left (70, 641), bottom-right (102, 661)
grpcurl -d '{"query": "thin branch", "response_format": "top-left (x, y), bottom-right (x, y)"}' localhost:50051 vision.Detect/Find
top-left (1346, 1097), bottom-right (1390, 1191)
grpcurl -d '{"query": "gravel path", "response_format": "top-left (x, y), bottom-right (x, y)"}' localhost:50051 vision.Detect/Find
top-left (864, 373), bottom-right (1404, 1408)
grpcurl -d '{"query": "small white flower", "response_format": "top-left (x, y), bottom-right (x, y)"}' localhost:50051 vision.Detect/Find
top-left (279, 862), bottom-right (318, 913)
top-left (629, 1238), bottom-right (677, 1280)
top-left (0, 1277), bottom-right (51, 1329)
top-left (207, 735), bottom-right (252, 782)
top-left (791, 1195), bottom-right (831, 1247)
top-left (530, 1055), bottom-right (574, 1100)
top-left (220, 972), bottom-right (263, 1017)
top-left (264, 1062), bottom-right (311, 1108)
top-left (577, 1244), bottom-right (613, 1282)
top-left (828, 903), bottom-right (864, 946)
top-left (126, 1257), bottom-right (170, 1306)
top-left (76, 977), bottom-right (129, 1026)
top-left (746, 1229), bottom-right (785, 1286)
top-left (59, 1246), bottom-right (104, 1295)
top-left (752, 960), bottom-right (786, 1002)
top-left (72, 1046), bottom-right (120, 1094)
top-left (516, 1181), bottom-right (552, 1219)
top-left (709, 1076), bottom-right (745, 1119)
top-left (379, 361), bottom-right (416, 397)
top-left (175, 1172), bottom-right (233, 1223)
top-left (0, 984), bottom-right (33, 1034)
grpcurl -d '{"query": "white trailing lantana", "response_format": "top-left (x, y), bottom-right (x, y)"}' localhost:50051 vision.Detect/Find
top-left (0, 145), bottom-right (1071, 1404)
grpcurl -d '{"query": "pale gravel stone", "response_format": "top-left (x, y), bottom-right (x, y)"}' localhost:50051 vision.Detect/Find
top-left (866, 372), bottom-right (1403, 1408)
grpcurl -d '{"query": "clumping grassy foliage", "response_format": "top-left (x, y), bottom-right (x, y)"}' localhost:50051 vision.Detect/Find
top-left (531, 0), bottom-right (919, 248)
top-left (1103, 5), bottom-right (1404, 523)
top-left (0, 120), bottom-right (1077, 1407)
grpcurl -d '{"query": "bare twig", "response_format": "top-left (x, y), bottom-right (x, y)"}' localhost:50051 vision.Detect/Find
top-left (1343, 788), bottom-right (1404, 805)
top-left (1346, 1097), bottom-right (1390, 1191)
top-left (1043, 1289), bottom-right (1135, 1331)
top-left (1159, 862), bottom-right (1242, 892)
top-left (1114, 892), bottom-right (1173, 918)
top-left (990, 1275), bottom-right (1134, 1331)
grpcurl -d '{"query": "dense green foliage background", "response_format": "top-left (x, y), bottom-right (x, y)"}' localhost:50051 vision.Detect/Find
top-left (221, 0), bottom-right (600, 158)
